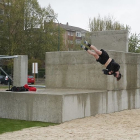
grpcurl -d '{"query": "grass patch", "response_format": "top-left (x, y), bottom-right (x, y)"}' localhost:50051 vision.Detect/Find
top-left (0, 118), bottom-right (58, 134)
top-left (0, 85), bottom-right (9, 89)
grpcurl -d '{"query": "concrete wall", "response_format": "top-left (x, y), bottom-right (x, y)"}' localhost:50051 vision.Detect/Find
top-left (0, 88), bottom-right (140, 123)
top-left (0, 91), bottom-right (62, 123)
top-left (62, 89), bottom-right (140, 122)
top-left (90, 30), bottom-right (128, 52)
top-left (1, 30), bottom-right (139, 123)
top-left (0, 50), bottom-right (140, 123)
top-left (45, 51), bottom-right (140, 91)
top-left (13, 55), bottom-right (28, 86)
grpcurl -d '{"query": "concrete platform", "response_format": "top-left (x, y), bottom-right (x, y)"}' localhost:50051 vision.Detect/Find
top-left (0, 88), bottom-right (140, 123)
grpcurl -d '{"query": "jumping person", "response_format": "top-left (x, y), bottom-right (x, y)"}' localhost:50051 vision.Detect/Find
top-left (81, 41), bottom-right (121, 81)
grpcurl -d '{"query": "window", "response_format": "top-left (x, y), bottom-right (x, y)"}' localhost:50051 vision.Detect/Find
top-left (68, 31), bottom-right (73, 36)
top-left (76, 39), bottom-right (81, 44)
top-left (76, 32), bottom-right (81, 37)
top-left (68, 32), bottom-right (70, 36)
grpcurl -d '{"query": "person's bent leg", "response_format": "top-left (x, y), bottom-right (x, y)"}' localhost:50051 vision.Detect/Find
top-left (85, 41), bottom-right (102, 55)
top-left (87, 50), bottom-right (99, 60)
top-left (90, 45), bottom-right (102, 55)
top-left (81, 45), bottom-right (99, 60)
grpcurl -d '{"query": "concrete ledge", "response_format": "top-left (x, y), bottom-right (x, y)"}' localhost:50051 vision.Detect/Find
top-left (91, 30), bottom-right (128, 52)
top-left (45, 51), bottom-right (140, 90)
top-left (0, 88), bottom-right (140, 123)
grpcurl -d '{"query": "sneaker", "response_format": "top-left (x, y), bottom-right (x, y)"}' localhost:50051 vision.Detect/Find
top-left (81, 45), bottom-right (88, 51)
top-left (84, 40), bottom-right (88, 45)
top-left (84, 40), bottom-right (91, 47)
top-left (81, 45), bottom-right (86, 49)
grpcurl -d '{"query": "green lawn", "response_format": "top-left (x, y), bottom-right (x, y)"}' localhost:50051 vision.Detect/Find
top-left (0, 85), bottom-right (9, 89)
top-left (0, 118), bottom-right (58, 134)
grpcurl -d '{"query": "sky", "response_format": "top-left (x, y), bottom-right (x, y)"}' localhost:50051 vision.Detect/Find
top-left (38, 0), bottom-right (140, 34)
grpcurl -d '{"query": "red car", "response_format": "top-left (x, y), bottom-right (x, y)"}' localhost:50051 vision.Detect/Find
top-left (28, 75), bottom-right (35, 84)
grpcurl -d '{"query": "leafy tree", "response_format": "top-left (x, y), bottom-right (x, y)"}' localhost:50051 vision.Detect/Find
top-left (23, 1), bottom-right (56, 59)
top-left (89, 15), bottom-right (130, 32)
top-left (129, 33), bottom-right (140, 53)
top-left (0, 0), bottom-right (26, 55)
top-left (88, 15), bottom-right (140, 53)
top-left (0, 0), bottom-right (63, 60)
top-left (23, 3), bottom-right (63, 58)
top-left (44, 20), bottom-right (64, 52)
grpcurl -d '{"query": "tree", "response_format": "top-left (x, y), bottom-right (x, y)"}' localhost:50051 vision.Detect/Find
top-left (23, 3), bottom-right (63, 58)
top-left (88, 15), bottom-right (140, 53)
top-left (0, 0), bottom-right (26, 55)
top-left (129, 33), bottom-right (140, 53)
top-left (89, 15), bottom-right (130, 32)
top-left (0, 0), bottom-right (63, 60)
top-left (23, 1), bottom-right (54, 59)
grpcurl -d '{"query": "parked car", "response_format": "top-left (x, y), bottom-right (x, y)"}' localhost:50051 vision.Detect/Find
top-left (4, 75), bottom-right (13, 85)
top-left (28, 75), bottom-right (35, 84)
top-left (0, 75), bottom-right (5, 84)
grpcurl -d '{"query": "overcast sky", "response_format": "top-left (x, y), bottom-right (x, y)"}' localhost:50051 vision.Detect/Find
top-left (38, 0), bottom-right (140, 34)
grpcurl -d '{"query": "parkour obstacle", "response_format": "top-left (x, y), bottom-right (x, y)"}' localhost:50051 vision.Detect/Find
top-left (0, 30), bottom-right (140, 123)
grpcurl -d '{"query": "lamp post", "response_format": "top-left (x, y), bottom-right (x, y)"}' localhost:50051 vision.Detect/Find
top-left (47, 15), bottom-right (60, 51)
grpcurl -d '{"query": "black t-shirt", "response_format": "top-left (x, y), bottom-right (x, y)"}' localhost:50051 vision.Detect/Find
top-left (96, 49), bottom-right (120, 75)
top-left (103, 59), bottom-right (120, 75)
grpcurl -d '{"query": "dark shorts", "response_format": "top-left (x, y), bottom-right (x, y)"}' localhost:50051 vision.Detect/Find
top-left (96, 49), bottom-right (109, 65)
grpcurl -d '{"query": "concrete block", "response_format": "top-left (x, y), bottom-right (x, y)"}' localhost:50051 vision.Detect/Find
top-left (91, 30), bottom-right (128, 52)
top-left (13, 55), bottom-right (28, 86)
top-left (113, 91), bottom-right (119, 112)
top-left (46, 51), bottom-right (107, 90)
top-left (62, 93), bottom-right (90, 122)
top-left (121, 90), bottom-right (128, 110)
top-left (90, 91), bottom-right (107, 116)
top-left (1, 89), bottom-right (140, 123)
top-left (137, 65), bottom-right (140, 88)
top-left (46, 51), bottom-right (140, 91)
top-left (102, 92), bottom-right (107, 113)
top-left (135, 89), bottom-right (140, 108)
top-left (106, 91), bottom-right (115, 113)
top-left (0, 91), bottom-right (62, 123)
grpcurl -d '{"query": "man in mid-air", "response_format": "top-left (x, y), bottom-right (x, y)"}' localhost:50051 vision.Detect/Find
top-left (81, 41), bottom-right (121, 81)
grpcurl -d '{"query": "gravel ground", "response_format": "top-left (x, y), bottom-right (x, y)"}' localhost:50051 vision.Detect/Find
top-left (0, 109), bottom-right (140, 140)
top-left (1, 80), bottom-right (140, 139)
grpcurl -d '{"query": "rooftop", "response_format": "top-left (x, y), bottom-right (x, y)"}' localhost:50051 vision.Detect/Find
top-left (59, 22), bottom-right (88, 32)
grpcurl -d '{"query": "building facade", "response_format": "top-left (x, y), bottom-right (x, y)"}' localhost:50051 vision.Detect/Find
top-left (60, 22), bottom-right (88, 51)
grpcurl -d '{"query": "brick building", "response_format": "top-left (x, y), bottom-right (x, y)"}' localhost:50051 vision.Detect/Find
top-left (60, 22), bottom-right (88, 50)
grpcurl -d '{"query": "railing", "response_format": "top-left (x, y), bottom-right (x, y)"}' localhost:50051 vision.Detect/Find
top-left (0, 67), bottom-right (13, 81)
top-left (0, 55), bottom-right (18, 81)
top-left (0, 55), bottom-right (18, 59)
